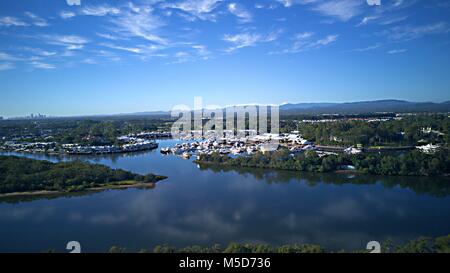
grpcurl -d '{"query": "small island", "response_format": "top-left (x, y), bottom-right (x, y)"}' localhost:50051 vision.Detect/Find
top-left (0, 156), bottom-right (167, 197)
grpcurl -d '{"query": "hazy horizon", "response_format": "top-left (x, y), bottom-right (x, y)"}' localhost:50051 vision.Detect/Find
top-left (1, 98), bottom-right (449, 119)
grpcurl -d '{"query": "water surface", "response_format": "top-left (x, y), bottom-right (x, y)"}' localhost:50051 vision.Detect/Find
top-left (1, 139), bottom-right (450, 252)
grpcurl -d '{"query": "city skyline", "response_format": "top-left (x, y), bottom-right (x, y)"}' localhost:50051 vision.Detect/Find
top-left (1, 0), bottom-right (450, 117)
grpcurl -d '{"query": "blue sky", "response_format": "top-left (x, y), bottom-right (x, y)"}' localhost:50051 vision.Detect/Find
top-left (0, 0), bottom-right (449, 117)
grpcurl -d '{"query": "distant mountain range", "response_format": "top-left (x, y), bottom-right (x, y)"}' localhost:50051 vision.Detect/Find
top-left (5, 100), bottom-right (449, 120)
top-left (117, 100), bottom-right (450, 117)
top-left (279, 100), bottom-right (450, 114)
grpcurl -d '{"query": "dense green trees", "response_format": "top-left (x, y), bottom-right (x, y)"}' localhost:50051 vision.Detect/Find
top-left (0, 117), bottom-right (174, 145)
top-left (0, 156), bottom-right (166, 194)
top-left (353, 150), bottom-right (449, 176)
top-left (281, 114), bottom-right (449, 147)
top-left (196, 148), bottom-right (450, 177)
top-left (150, 242), bottom-right (324, 253)
top-left (108, 234), bottom-right (450, 253)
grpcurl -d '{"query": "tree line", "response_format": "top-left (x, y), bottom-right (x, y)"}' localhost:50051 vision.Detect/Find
top-left (281, 114), bottom-right (449, 147)
top-left (196, 148), bottom-right (450, 176)
top-left (0, 117), bottom-right (175, 146)
top-left (102, 234), bottom-right (450, 253)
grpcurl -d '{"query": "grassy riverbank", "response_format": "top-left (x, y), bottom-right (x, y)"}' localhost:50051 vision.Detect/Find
top-left (0, 180), bottom-right (158, 198)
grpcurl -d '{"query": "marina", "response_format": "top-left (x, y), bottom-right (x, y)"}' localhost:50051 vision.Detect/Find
top-left (158, 132), bottom-right (436, 160)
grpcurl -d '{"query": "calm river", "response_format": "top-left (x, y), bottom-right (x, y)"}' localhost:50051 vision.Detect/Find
top-left (1, 139), bottom-right (450, 252)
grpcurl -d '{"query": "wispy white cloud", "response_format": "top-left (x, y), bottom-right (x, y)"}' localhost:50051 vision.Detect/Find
top-left (0, 49), bottom-right (57, 70)
top-left (165, 43), bottom-right (212, 63)
top-left (357, 0), bottom-right (417, 27)
top-left (30, 61), bottom-right (56, 69)
top-left (277, 0), bottom-right (361, 21)
top-left (0, 12), bottom-right (48, 28)
top-left (227, 3), bottom-right (252, 23)
top-left (356, 14), bottom-right (408, 27)
top-left (277, 0), bottom-right (319, 8)
top-left (274, 32), bottom-right (338, 54)
top-left (387, 48), bottom-right (407, 54)
top-left (254, 3), bottom-right (265, 9)
top-left (346, 43), bottom-right (381, 52)
top-left (99, 43), bottom-right (143, 54)
top-left (161, 0), bottom-right (223, 21)
top-left (0, 50), bottom-right (58, 71)
top-left (22, 47), bottom-right (57, 57)
top-left (60, 11), bottom-right (76, 19)
top-left (378, 15), bottom-right (408, 26)
top-left (98, 42), bottom-right (167, 61)
top-left (312, 0), bottom-right (363, 22)
top-left (2, 0), bottom-right (446, 71)
top-left (96, 32), bottom-right (125, 41)
top-left (166, 44), bottom-right (211, 64)
top-left (223, 33), bottom-right (262, 51)
top-left (109, 4), bottom-right (167, 45)
top-left (277, 0), bottom-right (293, 7)
top-left (192, 44), bottom-right (211, 59)
top-left (356, 16), bottom-right (379, 27)
top-left (383, 0), bottom-right (419, 11)
top-left (294, 32), bottom-right (314, 40)
top-left (0, 63), bottom-right (14, 71)
top-left (278, 0), bottom-right (365, 21)
top-left (0, 16), bottom-right (28, 27)
top-left (254, 2), bottom-right (278, 9)
top-left (169, 51), bottom-right (190, 64)
top-left (42, 34), bottom-right (89, 50)
top-left (223, 30), bottom-right (281, 52)
top-left (24, 12), bottom-right (49, 27)
top-left (175, 51), bottom-right (189, 58)
top-left (378, 22), bottom-right (450, 42)
top-left (94, 49), bottom-right (122, 62)
top-left (81, 58), bottom-right (97, 65)
top-left (313, 34), bottom-right (339, 46)
top-left (81, 5), bottom-right (121, 16)
top-left (0, 52), bottom-right (24, 61)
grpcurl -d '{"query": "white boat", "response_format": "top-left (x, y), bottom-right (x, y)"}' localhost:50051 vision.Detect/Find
top-left (344, 147), bottom-right (362, 154)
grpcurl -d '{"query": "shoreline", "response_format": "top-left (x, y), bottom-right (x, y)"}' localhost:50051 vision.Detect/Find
top-left (0, 181), bottom-right (161, 198)
top-left (194, 160), bottom-right (449, 177)
top-left (0, 147), bottom-right (158, 156)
